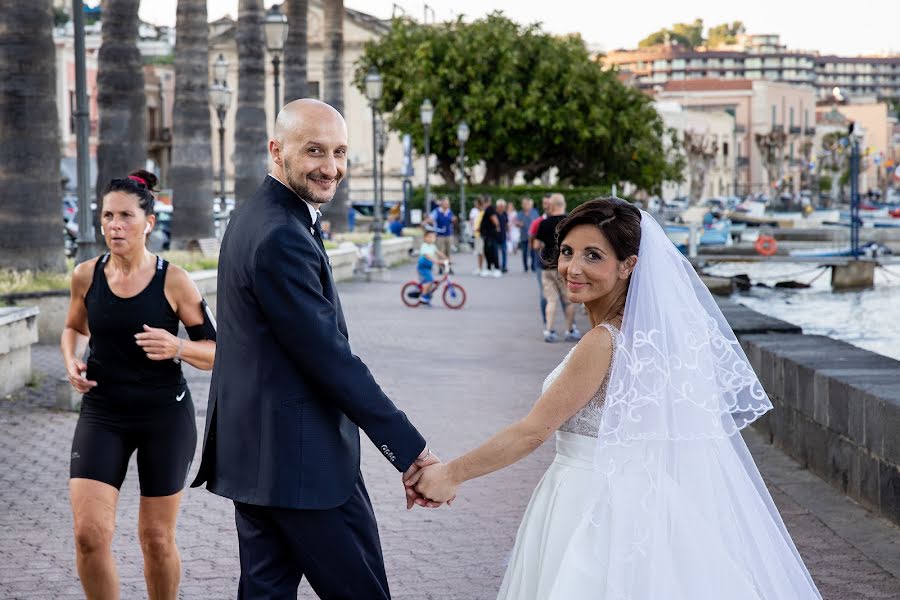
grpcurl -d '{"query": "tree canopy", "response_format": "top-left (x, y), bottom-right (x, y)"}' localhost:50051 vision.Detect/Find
top-left (638, 19), bottom-right (746, 49)
top-left (355, 13), bottom-right (682, 193)
top-left (706, 21), bottom-right (746, 48)
top-left (638, 19), bottom-right (705, 49)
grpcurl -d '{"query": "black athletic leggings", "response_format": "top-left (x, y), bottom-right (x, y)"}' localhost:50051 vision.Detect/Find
top-left (70, 384), bottom-right (197, 497)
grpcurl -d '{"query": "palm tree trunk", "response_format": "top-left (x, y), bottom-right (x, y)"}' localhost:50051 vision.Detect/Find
top-left (283, 0), bottom-right (309, 101)
top-left (233, 0), bottom-right (268, 210)
top-left (0, 0), bottom-right (65, 271)
top-left (169, 0), bottom-right (214, 246)
top-left (95, 0), bottom-right (145, 242)
top-left (321, 0), bottom-right (349, 231)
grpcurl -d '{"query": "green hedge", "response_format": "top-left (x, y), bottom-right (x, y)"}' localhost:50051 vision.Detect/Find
top-left (411, 185), bottom-right (625, 213)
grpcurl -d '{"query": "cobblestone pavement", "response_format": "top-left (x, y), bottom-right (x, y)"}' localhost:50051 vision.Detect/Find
top-left (1, 253), bottom-right (898, 599)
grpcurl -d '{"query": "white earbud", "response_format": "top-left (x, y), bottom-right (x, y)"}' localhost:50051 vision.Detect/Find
top-left (100, 226), bottom-right (105, 236)
top-left (144, 223), bottom-right (151, 235)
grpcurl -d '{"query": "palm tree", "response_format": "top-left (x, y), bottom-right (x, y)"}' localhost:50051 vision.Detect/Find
top-left (0, 0), bottom-right (65, 271)
top-left (283, 0), bottom-right (309, 101)
top-left (321, 0), bottom-right (348, 230)
top-left (95, 0), bottom-right (146, 227)
top-left (233, 0), bottom-right (268, 209)
top-left (169, 0), bottom-right (214, 246)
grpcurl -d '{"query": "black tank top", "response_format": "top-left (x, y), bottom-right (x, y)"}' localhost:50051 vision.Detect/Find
top-left (84, 254), bottom-right (185, 401)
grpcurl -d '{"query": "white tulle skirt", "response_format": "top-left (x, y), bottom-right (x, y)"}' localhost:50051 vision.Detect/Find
top-left (497, 431), bottom-right (821, 600)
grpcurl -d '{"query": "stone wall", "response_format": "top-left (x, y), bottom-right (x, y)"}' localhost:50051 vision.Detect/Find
top-left (717, 298), bottom-right (900, 525)
top-left (0, 307), bottom-right (39, 396)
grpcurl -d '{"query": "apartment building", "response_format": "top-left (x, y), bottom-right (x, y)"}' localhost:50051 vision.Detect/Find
top-left (656, 79), bottom-right (818, 195)
top-left (604, 34), bottom-right (900, 102)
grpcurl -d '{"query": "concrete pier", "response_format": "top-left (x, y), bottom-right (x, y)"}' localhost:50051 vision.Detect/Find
top-left (831, 260), bottom-right (877, 290)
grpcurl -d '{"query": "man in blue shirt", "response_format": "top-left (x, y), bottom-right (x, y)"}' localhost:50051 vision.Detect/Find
top-left (518, 197), bottom-right (540, 272)
top-left (429, 197), bottom-right (456, 262)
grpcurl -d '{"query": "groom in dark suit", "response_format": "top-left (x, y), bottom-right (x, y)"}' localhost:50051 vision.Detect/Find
top-left (192, 99), bottom-right (438, 599)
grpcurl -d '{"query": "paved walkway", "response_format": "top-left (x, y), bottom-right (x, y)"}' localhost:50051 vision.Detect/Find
top-left (1, 253), bottom-right (898, 599)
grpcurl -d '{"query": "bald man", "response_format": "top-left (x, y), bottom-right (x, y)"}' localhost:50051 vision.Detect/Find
top-left (192, 100), bottom-right (438, 599)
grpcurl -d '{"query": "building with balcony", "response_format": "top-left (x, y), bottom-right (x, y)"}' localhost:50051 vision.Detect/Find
top-left (654, 101), bottom-right (736, 201)
top-left (815, 100), bottom-right (898, 191)
top-left (656, 79), bottom-right (818, 196)
top-left (603, 34), bottom-right (900, 102)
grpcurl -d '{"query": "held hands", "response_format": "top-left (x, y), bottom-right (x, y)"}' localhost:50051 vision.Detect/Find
top-left (403, 449), bottom-right (442, 509)
top-left (66, 358), bottom-right (97, 393)
top-left (135, 325), bottom-right (183, 361)
top-left (405, 462), bottom-right (460, 504)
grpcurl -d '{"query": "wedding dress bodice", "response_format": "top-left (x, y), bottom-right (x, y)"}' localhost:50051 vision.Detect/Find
top-left (542, 322), bottom-right (619, 437)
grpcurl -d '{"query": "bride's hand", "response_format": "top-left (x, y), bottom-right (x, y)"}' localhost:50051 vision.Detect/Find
top-left (405, 462), bottom-right (459, 504)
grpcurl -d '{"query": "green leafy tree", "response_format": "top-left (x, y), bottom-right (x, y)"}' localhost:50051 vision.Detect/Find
top-left (355, 13), bottom-right (682, 194)
top-left (706, 21), bottom-right (745, 48)
top-left (638, 19), bottom-right (704, 49)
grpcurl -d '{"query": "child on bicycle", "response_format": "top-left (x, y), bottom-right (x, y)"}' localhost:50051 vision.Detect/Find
top-left (418, 226), bottom-right (448, 305)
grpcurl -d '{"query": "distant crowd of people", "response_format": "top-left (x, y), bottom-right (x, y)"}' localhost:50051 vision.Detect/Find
top-left (416, 192), bottom-right (581, 343)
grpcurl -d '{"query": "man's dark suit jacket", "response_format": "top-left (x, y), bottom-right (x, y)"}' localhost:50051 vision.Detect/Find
top-left (191, 176), bottom-right (426, 509)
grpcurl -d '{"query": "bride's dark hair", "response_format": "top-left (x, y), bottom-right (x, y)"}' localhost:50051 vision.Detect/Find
top-left (543, 197), bottom-right (641, 268)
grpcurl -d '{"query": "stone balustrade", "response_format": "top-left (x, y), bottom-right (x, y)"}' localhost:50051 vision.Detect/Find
top-left (0, 306), bottom-right (39, 396)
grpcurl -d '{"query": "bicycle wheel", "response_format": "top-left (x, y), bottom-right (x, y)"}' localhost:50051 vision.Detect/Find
top-left (442, 282), bottom-right (466, 309)
top-left (401, 281), bottom-right (423, 307)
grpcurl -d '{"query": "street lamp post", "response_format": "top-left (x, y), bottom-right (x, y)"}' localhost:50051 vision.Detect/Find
top-left (264, 6), bottom-right (289, 126)
top-left (364, 68), bottom-right (385, 270)
top-left (420, 99), bottom-right (434, 211)
top-left (375, 115), bottom-right (388, 265)
top-left (73, 0), bottom-right (97, 263)
top-left (848, 123), bottom-right (861, 257)
top-left (456, 121), bottom-right (469, 243)
top-left (210, 54), bottom-right (232, 238)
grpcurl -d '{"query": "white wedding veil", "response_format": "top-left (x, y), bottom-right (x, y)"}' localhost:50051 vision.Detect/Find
top-left (549, 211), bottom-right (821, 599)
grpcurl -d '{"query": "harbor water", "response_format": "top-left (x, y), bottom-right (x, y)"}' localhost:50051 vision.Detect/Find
top-left (703, 261), bottom-right (900, 361)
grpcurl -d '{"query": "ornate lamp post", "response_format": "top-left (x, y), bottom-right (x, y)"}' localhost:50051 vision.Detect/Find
top-left (73, 0), bottom-right (97, 262)
top-left (376, 114), bottom-right (387, 224)
top-left (264, 5), bottom-right (289, 126)
top-left (210, 54), bottom-right (232, 234)
top-left (420, 98), bottom-right (434, 210)
top-left (364, 68), bottom-right (385, 269)
top-left (456, 121), bottom-right (469, 243)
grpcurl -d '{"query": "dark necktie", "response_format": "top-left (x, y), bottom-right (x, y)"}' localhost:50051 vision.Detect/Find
top-left (312, 213), bottom-right (326, 251)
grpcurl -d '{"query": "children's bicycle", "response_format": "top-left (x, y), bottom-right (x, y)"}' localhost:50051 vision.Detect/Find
top-left (401, 261), bottom-right (467, 309)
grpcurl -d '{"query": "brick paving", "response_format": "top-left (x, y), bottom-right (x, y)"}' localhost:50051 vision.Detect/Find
top-left (1, 252), bottom-right (898, 599)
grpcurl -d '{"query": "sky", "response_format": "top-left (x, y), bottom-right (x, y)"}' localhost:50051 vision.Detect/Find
top-left (135, 0), bottom-right (899, 57)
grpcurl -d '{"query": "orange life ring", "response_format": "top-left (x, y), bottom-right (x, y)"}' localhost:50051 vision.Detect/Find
top-left (755, 235), bottom-right (777, 256)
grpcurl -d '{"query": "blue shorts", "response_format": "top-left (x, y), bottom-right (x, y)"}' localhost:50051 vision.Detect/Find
top-left (417, 258), bottom-right (434, 283)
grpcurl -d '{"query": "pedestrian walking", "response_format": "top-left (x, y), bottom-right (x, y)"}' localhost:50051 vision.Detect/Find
top-left (479, 196), bottom-right (503, 277)
top-left (534, 194), bottom-right (580, 342)
top-left (496, 199), bottom-right (509, 273)
top-left (518, 197), bottom-right (540, 272)
top-left (61, 169), bottom-right (217, 600)
top-left (471, 197), bottom-right (485, 274)
top-left (430, 197), bottom-right (456, 262)
top-left (507, 200), bottom-right (521, 258)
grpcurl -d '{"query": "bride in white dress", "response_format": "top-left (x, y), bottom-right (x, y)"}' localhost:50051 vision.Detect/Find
top-left (407, 198), bottom-right (821, 599)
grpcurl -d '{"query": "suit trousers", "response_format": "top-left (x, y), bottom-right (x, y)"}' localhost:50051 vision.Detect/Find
top-left (234, 474), bottom-right (390, 600)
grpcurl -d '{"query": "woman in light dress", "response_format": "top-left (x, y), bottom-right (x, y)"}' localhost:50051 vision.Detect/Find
top-left (408, 198), bottom-right (821, 599)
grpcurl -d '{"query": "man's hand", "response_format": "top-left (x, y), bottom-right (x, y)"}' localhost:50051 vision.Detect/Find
top-left (403, 448), bottom-right (444, 509)
top-left (406, 462), bottom-right (460, 504)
